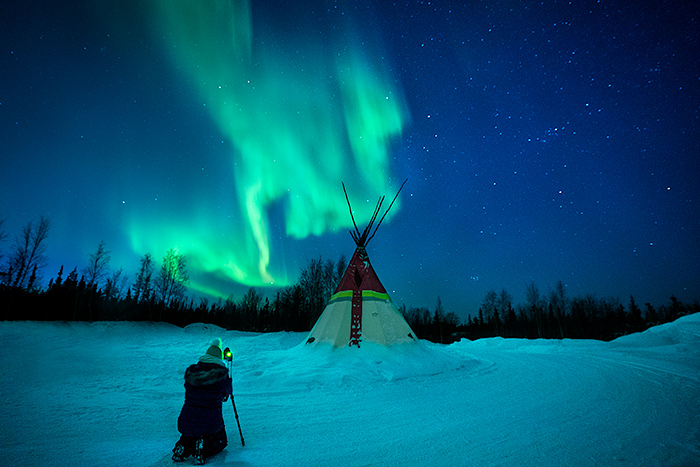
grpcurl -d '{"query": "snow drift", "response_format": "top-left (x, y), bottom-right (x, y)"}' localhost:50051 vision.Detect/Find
top-left (1, 314), bottom-right (699, 466)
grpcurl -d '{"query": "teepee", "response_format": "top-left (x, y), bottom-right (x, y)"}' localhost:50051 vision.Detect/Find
top-left (305, 181), bottom-right (417, 348)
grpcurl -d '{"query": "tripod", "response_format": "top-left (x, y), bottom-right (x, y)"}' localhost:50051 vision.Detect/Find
top-left (223, 347), bottom-right (245, 447)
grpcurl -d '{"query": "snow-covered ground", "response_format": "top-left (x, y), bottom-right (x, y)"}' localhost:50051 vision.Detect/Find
top-left (1, 314), bottom-right (699, 466)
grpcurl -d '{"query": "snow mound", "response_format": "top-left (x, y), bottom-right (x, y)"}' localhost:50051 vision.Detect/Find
top-left (611, 312), bottom-right (700, 348)
top-left (234, 337), bottom-right (485, 392)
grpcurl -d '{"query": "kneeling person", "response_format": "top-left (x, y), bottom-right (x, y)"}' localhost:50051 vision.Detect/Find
top-left (173, 338), bottom-right (233, 464)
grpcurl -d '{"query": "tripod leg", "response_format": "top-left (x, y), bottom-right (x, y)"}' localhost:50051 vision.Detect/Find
top-left (227, 354), bottom-right (245, 446)
top-left (231, 396), bottom-right (245, 446)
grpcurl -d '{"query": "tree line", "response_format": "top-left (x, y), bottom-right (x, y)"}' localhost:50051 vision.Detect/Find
top-left (1, 216), bottom-right (697, 343)
top-left (0, 217), bottom-right (349, 331)
top-left (455, 282), bottom-right (699, 342)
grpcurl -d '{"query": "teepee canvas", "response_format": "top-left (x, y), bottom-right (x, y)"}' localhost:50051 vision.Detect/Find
top-left (305, 181), bottom-right (417, 349)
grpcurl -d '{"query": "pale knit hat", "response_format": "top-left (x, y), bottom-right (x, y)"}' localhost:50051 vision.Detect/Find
top-left (204, 338), bottom-right (223, 359)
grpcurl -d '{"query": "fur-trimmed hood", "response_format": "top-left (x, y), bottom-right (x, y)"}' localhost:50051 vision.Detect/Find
top-left (185, 362), bottom-right (229, 387)
top-left (198, 353), bottom-right (227, 368)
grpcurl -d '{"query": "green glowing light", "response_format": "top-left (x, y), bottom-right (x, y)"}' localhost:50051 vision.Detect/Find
top-left (119, 0), bottom-right (408, 296)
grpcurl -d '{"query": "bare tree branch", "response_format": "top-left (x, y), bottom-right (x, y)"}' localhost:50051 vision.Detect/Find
top-left (6, 216), bottom-right (50, 289)
top-left (82, 241), bottom-right (111, 288)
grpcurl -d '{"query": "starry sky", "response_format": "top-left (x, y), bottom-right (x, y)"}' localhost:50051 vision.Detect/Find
top-left (2, 0), bottom-right (699, 320)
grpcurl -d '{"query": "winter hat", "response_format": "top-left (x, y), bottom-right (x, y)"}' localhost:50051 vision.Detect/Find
top-left (205, 338), bottom-right (223, 359)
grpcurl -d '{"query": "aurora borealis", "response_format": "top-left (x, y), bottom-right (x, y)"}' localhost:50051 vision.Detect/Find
top-left (2, 1), bottom-right (699, 317)
top-left (102, 0), bottom-right (408, 292)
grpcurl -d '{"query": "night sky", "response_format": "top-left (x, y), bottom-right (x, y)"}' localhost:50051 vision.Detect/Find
top-left (2, 0), bottom-right (699, 319)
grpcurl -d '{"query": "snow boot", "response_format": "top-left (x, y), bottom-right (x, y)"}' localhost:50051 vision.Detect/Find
top-left (194, 437), bottom-right (205, 465)
top-left (172, 443), bottom-right (186, 462)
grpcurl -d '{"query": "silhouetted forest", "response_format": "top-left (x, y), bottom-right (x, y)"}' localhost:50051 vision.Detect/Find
top-left (455, 286), bottom-right (699, 342)
top-left (1, 216), bottom-right (698, 343)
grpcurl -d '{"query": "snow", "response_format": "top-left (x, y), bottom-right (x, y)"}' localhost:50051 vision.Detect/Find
top-left (1, 315), bottom-right (699, 466)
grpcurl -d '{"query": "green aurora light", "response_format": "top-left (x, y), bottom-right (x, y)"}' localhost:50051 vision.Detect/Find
top-left (114, 0), bottom-right (409, 295)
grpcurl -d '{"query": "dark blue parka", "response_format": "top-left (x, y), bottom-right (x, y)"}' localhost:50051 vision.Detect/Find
top-left (177, 361), bottom-right (233, 437)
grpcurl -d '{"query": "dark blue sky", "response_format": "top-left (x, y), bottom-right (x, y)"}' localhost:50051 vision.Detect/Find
top-left (2, 0), bottom-right (698, 319)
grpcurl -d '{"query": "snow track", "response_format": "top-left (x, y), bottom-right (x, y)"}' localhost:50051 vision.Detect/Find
top-left (1, 315), bottom-right (698, 466)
